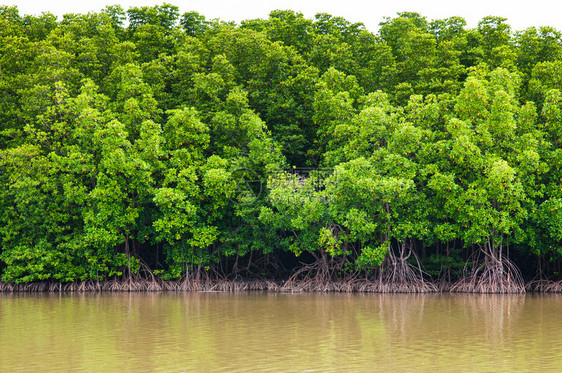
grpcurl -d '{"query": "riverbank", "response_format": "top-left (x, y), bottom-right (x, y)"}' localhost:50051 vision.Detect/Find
top-left (1, 278), bottom-right (562, 293)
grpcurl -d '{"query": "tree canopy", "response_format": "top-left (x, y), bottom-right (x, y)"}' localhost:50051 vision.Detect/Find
top-left (1, 5), bottom-right (562, 292)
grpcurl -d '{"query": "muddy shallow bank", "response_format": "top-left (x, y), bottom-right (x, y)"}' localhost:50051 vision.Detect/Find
top-left (2, 278), bottom-right (562, 293)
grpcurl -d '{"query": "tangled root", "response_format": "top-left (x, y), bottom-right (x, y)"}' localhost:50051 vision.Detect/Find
top-left (451, 251), bottom-right (525, 294)
top-left (363, 249), bottom-right (437, 293)
top-left (527, 279), bottom-right (562, 293)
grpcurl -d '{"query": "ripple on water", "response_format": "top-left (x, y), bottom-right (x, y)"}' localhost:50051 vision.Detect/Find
top-left (1, 293), bottom-right (562, 372)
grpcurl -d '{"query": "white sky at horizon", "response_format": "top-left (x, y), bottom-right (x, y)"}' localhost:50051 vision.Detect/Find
top-left (3, 0), bottom-right (562, 33)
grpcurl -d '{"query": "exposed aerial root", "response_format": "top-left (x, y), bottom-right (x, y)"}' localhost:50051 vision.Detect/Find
top-left (361, 243), bottom-right (438, 293)
top-left (451, 250), bottom-right (525, 294)
top-left (0, 245), bottom-right (548, 294)
top-left (362, 245), bottom-right (439, 293)
top-left (544, 280), bottom-right (562, 292)
top-left (280, 249), bottom-right (350, 292)
top-left (525, 279), bottom-right (551, 292)
top-left (526, 279), bottom-right (562, 293)
top-left (3, 275), bottom-right (562, 293)
top-left (278, 240), bottom-right (438, 293)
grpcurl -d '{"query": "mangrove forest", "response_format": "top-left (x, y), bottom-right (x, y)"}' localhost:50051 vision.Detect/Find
top-left (1, 4), bottom-right (562, 293)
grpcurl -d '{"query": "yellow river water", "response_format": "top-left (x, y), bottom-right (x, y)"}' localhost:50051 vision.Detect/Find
top-left (1, 292), bottom-right (561, 372)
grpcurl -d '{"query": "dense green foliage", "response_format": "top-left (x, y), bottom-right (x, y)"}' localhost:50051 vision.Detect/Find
top-left (1, 4), bottom-right (562, 291)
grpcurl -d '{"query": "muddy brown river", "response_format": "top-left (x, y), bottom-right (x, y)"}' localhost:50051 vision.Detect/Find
top-left (1, 293), bottom-right (561, 372)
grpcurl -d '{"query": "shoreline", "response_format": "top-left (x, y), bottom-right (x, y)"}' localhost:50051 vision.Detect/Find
top-left (1, 278), bottom-right (561, 294)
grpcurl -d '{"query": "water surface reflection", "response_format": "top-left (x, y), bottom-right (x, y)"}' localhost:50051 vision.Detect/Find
top-left (1, 293), bottom-right (560, 372)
